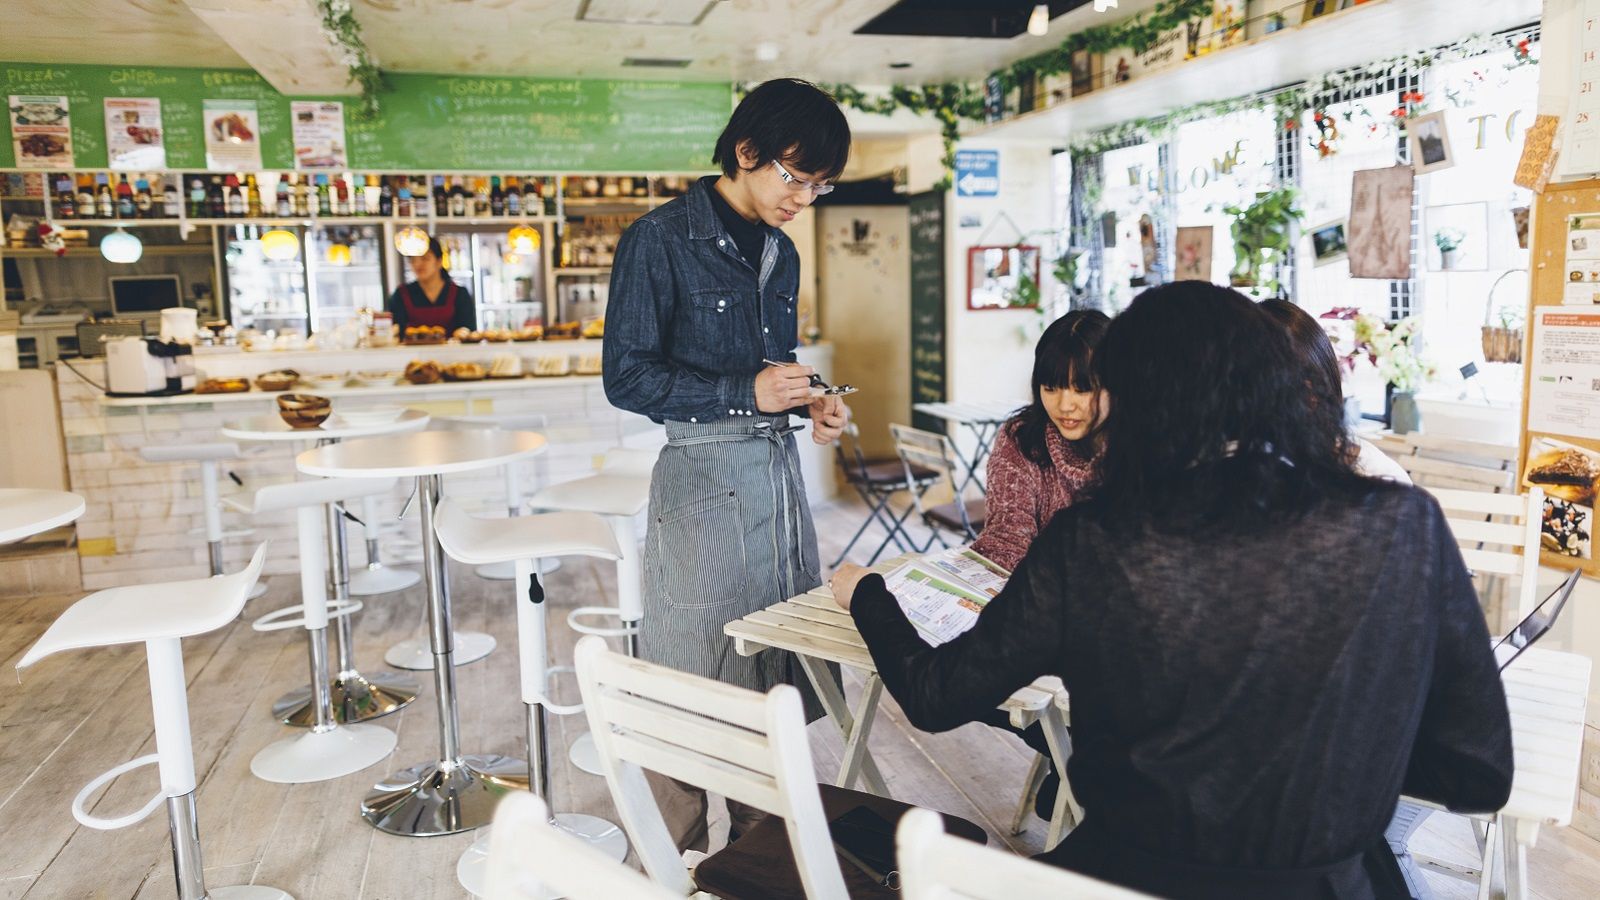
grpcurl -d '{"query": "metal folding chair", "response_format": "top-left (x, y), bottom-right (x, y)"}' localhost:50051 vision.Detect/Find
top-left (831, 422), bottom-right (941, 566)
top-left (890, 423), bottom-right (986, 550)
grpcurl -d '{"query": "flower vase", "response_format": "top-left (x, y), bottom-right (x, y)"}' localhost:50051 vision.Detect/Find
top-left (1390, 391), bottom-right (1421, 435)
top-left (1440, 249), bottom-right (1457, 270)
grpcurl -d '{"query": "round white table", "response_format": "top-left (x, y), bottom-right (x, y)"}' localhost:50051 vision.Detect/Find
top-left (223, 408), bottom-right (431, 728)
top-left (298, 428), bottom-right (549, 837)
top-left (0, 489), bottom-right (86, 544)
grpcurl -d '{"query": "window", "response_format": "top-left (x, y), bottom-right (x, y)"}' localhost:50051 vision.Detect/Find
top-left (1170, 108), bottom-right (1279, 286)
top-left (1099, 141), bottom-right (1161, 312)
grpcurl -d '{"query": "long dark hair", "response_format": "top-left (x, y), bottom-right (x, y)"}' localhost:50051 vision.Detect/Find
top-left (1258, 299), bottom-right (1342, 411)
top-left (1091, 282), bottom-right (1369, 535)
top-left (1009, 310), bottom-right (1110, 467)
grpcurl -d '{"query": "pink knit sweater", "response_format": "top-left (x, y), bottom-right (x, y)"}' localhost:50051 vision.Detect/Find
top-left (971, 420), bottom-right (1099, 571)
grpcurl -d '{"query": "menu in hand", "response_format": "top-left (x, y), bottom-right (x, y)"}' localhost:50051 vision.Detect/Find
top-left (883, 548), bottom-right (1010, 646)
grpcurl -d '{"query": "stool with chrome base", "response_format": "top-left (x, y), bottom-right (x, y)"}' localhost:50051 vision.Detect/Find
top-left (349, 492), bottom-right (423, 596)
top-left (139, 442), bottom-right (268, 600)
top-left (432, 499), bottom-right (628, 898)
top-left (226, 478), bottom-right (418, 726)
top-left (16, 544), bottom-right (293, 900)
top-left (528, 446), bottom-right (655, 776)
top-left (248, 481), bottom-right (398, 784)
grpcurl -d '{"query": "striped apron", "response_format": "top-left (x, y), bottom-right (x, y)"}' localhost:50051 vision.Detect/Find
top-left (641, 414), bottom-right (827, 714)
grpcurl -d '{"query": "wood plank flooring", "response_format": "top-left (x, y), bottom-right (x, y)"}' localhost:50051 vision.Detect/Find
top-left (0, 492), bottom-right (1596, 898)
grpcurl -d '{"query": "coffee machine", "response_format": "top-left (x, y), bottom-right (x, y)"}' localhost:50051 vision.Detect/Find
top-left (104, 337), bottom-right (195, 397)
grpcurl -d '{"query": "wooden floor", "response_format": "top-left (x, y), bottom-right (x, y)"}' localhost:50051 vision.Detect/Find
top-left (3, 494), bottom-right (1600, 898)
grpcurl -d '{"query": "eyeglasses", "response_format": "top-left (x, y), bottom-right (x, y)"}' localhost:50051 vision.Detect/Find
top-left (772, 159), bottom-right (835, 196)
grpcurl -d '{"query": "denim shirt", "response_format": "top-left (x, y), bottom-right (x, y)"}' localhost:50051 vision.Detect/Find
top-left (603, 177), bottom-right (801, 424)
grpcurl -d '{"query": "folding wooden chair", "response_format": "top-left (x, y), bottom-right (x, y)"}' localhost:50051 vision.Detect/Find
top-left (832, 422), bottom-right (941, 566)
top-left (897, 808), bottom-right (1151, 899)
top-left (889, 423), bottom-right (986, 550)
top-left (485, 792), bottom-right (676, 900)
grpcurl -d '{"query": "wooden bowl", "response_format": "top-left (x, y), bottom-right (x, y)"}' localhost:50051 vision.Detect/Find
top-left (277, 393), bottom-right (332, 429)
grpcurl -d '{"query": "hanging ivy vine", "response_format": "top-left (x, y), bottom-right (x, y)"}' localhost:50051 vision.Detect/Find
top-left (316, 0), bottom-right (385, 119)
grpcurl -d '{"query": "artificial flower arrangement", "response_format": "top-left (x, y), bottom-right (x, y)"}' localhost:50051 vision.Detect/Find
top-left (1319, 307), bottom-right (1438, 393)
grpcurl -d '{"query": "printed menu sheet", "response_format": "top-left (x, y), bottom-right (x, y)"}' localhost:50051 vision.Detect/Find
top-left (923, 547), bottom-right (1010, 598)
top-left (203, 99), bottom-right (261, 170)
top-left (8, 94), bottom-right (73, 169)
top-left (881, 548), bottom-right (1010, 646)
top-left (1529, 308), bottom-right (1600, 441)
top-left (1564, 214), bottom-right (1600, 306)
top-left (104, 97), bottom-right (165, 169)
top-left (290, 100), bottom-right (347, 169)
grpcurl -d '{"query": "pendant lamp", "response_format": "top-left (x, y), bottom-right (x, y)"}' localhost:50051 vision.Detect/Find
top-left (508, 224), bottom-right (541, 255)
top-left (395, 225), bottom-right (430, 257)
top-left (260, 228), bottom-right (300, 261)
top-left (100, 228), bottom-right (143, 264)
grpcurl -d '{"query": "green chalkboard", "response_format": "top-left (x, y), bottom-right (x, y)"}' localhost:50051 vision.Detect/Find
top-left (0, 62), bottom-right (730, 172)
top-left (909, 190), bottom-right (947, 433)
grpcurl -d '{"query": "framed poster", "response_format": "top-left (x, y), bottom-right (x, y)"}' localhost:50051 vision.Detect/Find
top-left (1347, 166), bottom-right (1414, 279)
top-left (1174, 226), bottom-right (1213, 281)
top-left (968, 245), bottom-right (1042, 310)
top-left (1309, 220), bottom-right (1348, 266)
top-left (1407, 111), bottom-right (1455, 175)
top-left (8, 95), bottom-right (72, 169)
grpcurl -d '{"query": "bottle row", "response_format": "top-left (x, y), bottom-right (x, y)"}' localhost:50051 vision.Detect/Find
top-left (14, 171), bottom-right (702, 222)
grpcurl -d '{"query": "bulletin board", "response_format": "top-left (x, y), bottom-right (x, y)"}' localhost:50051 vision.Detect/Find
top-left (1519, 176), bottom-right (1600, 574)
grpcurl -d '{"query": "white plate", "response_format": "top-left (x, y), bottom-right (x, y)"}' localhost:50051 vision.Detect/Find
top-left (333, 405), bottom-right (406, 427)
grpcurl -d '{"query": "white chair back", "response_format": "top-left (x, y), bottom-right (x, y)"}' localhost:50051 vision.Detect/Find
top-left (896, 808), bottom-right (1151, 899)
top-left (574, 635), bottom-right (849, 899)
top-left (1395, 434), bottom-right (1519, 493)
top-left (1427, 486), bottom-right (1544, 620)
top-left (888, 423), bottom-right (963, 497)
top-left (485, 792), bottom-right (675, 900)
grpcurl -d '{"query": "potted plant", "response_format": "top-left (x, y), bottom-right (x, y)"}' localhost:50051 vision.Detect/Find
top-left (1223, 187), bottom-right (1303, 295)
top-left (1335, 313), bottom-right (1437, 434)
top-left (1433, 227), bottom-right (1465, 270)
top-left (1483, 304), bottom-right (1525, 363)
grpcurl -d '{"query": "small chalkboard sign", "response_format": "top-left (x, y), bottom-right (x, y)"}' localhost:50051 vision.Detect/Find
top-left (909, 190), bottom-right (947, 433)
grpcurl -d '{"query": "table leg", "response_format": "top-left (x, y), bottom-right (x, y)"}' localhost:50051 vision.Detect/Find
top-left (797, 656), bottom-right (889, 796)
top-left (1478, 817), bottom-right (1501, 900)
top-left (361, 474), bottom-right (527, 837)
top-left (1038, 706), bottom-right (1081, 849)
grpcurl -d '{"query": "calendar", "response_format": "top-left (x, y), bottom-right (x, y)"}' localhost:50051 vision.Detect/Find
top-left (1560, 0), bottom-right (1600, 177)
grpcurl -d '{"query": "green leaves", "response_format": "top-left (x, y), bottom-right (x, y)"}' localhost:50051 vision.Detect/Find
top-left (1225, 187), bottom-right (1303, 294)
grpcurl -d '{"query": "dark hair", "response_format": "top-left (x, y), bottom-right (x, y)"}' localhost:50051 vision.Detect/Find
top-left (424, 236), bottom-right (445, 261)
top-left (714, 79), bottom-right (851, 182)
top-left (1258, 299), bottom-right (1342, 411)
top-left (1009, 310), bottom-right (1110, 467)
top-left (1091, 282), bottom-right (1369, 535)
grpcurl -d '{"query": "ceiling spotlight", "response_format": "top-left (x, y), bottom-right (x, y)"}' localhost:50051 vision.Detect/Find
top-left (1094, 0), bottom-right (1119, 12)
top-left (1028, 3), bottom-right (1049, 36)
top-left (755, 42), bottom-right (780, 62)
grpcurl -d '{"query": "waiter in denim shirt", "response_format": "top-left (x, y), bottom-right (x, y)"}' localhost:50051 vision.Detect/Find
top-left (602, 79), bottom-right (851, 851)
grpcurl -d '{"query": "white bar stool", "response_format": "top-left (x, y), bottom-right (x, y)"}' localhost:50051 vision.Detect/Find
top-left (528, 446), bottom-right (654, 775)
top-left (244, 480), bottom-right (400, 783)
top-left (433, 499), bottom-right (628, 898)
top-left (226, 478), bottom-right (419, 727)
top-left (139, 442), bottom-right (267, 600)
top-left (349, 491), bottom-right (423, 596)
top-left (17, 545), bottom-right (292, 900)
top-left (430, 413), bottom-right (555, 581)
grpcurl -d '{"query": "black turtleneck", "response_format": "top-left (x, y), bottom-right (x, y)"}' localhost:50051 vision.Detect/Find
top-left (703, 176), bottom-right (767, 267)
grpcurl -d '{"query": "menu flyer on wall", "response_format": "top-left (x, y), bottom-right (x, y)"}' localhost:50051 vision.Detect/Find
top-left (1563, 214), bottom-right (1600, 306)
top-left (202, 99), bottom-right (261, 170)
top-left (8, 95), bottom-right (73, 169)
top-left (1528, 308), bottom-right (1600, 442)
top-left (290, 101), bottom-right (347, 169)
top-left (103, 97), bottom-right (166, 170)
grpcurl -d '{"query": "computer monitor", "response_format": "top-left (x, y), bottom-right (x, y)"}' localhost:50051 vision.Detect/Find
top-left (109, 274), bottom-right (183, 317)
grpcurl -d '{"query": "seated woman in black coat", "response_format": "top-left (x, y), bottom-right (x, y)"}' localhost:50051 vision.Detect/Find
top-left (831, 282), bottom-right (1512, 899)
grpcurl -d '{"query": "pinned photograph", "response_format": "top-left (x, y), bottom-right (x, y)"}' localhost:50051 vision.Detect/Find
top-left (1347, 166), bottom-right (1415, 279)
top-left (1174, 226), bottom-right (1213, 281)
top-left (1407, 111), bottom-right (1454, 175)
top-left (1523, 437), bottom-right (1600, 559)
top-left (1309, 220), bottom-right (1348, 266)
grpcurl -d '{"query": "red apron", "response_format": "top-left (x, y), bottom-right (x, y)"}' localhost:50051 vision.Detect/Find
top-left (402, 281), bottom-right (458, 328)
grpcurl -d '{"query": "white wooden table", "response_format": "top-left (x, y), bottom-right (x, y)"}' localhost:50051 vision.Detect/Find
top-left (0, 488), bottom-right (85, 544)
top-left (1406, 647), bottom-right (1590, 900)
top-left (722, 559), bottom-right (1081, 847)
top-left (912, 400), bottom-right (1025, 495)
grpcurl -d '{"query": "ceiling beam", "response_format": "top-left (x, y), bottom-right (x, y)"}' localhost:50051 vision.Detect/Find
top-left (180, 0), bottom-right (361, 96)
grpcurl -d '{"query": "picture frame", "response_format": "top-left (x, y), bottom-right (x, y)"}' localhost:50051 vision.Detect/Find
top-left (1301, 0), bottom-right (1336, 22)
top-left (1425, 202), bottom-right (1489, 271)
top-left (1070, 50), bottom-right (1103, 97)
top-left (967, 245), bottom-right (1042, 311)
top-left (1408, 110), bottom-right (1455, 175)
top-left (1309, 219), bottom-right (1349, 266)
top-left (1174, 226), bottom-right (1213, 281)
top-left (1347, 165), bottom-right (1415, 279)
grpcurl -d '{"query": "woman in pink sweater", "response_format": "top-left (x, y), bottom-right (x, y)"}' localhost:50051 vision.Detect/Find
top-left (973, 310), bottom-right (1110, 571)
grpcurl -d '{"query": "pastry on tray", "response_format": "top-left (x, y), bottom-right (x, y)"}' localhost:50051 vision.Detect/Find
top-left (532, 355), bottom-right (571, 377)
top-left (574, 354), bottom-right (602, 376)
top-left (404, 325), bottom-right (448, 344)
top-left (581, 318), bottom-right (605, 339)
top-left (545, 321), bottom-right (582, 340)
top-left (196, 377), bottom-right (249, 394)
top-left (1525, 447), bottom-right (1599, 504)
top-left (443, 362), bottom-right (487, 381)
top-left (514, 325), bottom-right (544, 341)
top-left (489, 354), bottom-right (524, 378)
top-left (404, 360), bottom-right (442, 384)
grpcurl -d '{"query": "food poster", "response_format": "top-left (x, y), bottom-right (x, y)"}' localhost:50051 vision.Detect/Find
top-left (1565, 214), bottom-right (1600, 305)
top-left (8, 94), bottom-right (73, 169)
top-left (290, 101), bottom-right (347, 169)
top-left (103, 97), bottom-right (166, 169)
top-left (203, 99), bottom-right (261, 170)
top-left (1523, 437), bottom-right (1600, 560)
top-left (1527, 309), bottom-right (1600, 440)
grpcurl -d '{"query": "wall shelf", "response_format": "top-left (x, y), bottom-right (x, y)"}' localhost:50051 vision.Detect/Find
top-left (2, 245), bottom-right (212, 258)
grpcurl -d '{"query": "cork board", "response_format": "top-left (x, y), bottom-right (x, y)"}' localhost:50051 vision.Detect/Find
top-left (1520, 177), bottom-right (1600, 574)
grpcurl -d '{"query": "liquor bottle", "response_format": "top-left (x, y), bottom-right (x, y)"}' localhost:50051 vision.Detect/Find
top-left (449, 178), bottom-right (467, 217)
top-left (379, 176), bottom-right (394, 216)
top-left (396, 181), bottom-right (412, 218)
top-left (188, 178), bottom-right (207, 218)
top-left (245, 174), bottom-right (262, 217)
top-left (474, 177), bottom-right (491, 217)
top-left (315, 174), bottom-right (332, 216)
top-left (208, 176), bottom-right (226, 218)
top-left (332, 174), bottom-right (350, 216)
top-left (413, 177), bottom-right (432, 218)
top-left (490, 176), bottom-right (505, 216)
top-left (523, 178), bottom-right (539, 216)
top-left (294, 174), bottom-right (311, 216)
top-left (432, 176), bottom-right (448, 217)
top-left (134, 179), bottom-right (153, 218)
top-left (76, 174), bottom-right (96, 217)
top-left (54, 174), bottom-right (75, 218)
top-left (161, 178), bottom-right (180, 217)
top-left (115, 174), bottom-right (135, 218)
top-left (362, 174), bottom-right (380, 216)
top-left (96, 174), bottom-right (115, 218)
top-left (224, 175), bottom-right (245, 217)
top-left (505, 176), bottom-right (521, 217)
top-left (276, 174), bottom-right (292, 216)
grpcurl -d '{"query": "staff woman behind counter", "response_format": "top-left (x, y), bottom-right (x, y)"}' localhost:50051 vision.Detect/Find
top-left (387, 236), bottom-right (477, 334)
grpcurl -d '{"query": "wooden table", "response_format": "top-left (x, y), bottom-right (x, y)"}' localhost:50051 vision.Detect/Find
top-left (1410, 647), bottom-right (1592, 900)
top-left (722, 561), bottom-right (1081, 847)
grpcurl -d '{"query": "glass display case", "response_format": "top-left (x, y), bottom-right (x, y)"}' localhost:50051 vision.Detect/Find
top-left (221, 225), bottom-right (309, 336)
top-left (308, 224), bottom-right (385, 335)
top-left (395, 224), bottom-right (548, 330)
